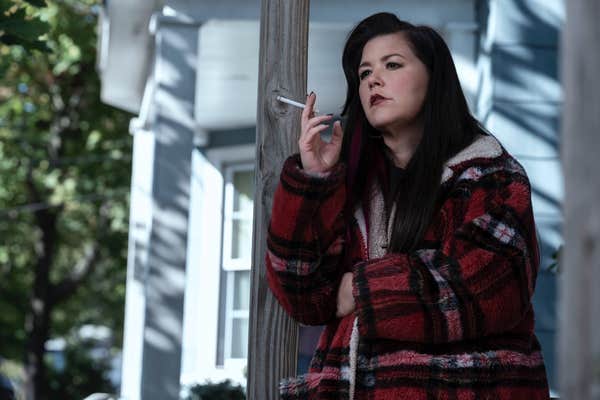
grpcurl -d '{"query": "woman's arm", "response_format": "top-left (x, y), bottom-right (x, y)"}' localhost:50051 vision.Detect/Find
top-left (351, 165), bottom-right (540, 342)
top-left (266, 155), bottom-right (347, 325)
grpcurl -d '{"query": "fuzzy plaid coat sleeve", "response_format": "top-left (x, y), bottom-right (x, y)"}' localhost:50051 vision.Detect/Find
top-left (266, 155), bottom-right (347, 325)
top-left (353, 160), bottom-right (540, 343)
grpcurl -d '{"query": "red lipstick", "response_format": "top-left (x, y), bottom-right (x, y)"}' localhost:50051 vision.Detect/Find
top-left (370, 94), bottom-right (388, 107)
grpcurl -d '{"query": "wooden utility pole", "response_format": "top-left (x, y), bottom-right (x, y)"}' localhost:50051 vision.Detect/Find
top-left (559, 0), bottom-right (600, 399)
top-left (248, 0), bottom-right (310, 399)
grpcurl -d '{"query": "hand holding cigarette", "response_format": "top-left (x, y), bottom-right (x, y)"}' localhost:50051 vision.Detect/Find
top-left (294, 92), bottom-right (344, 174)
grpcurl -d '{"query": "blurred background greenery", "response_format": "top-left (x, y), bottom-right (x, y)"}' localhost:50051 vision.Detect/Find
top-left (1, 0), bottom-right (132, 398)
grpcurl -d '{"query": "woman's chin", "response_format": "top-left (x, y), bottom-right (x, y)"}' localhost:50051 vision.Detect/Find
top-left (368, 120), bottom-right (395, 135)
top-left (366, 118), bottom-right (390, 132)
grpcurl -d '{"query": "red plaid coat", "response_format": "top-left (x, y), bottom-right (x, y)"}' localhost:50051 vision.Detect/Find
top-left (266, 135), bottom-right (549, 399)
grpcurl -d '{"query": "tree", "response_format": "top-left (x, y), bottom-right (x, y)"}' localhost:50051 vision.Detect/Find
top-left (45, 334), bottom-right (116, 400)
top-left (0, 0), bottom-right (50, 54)
top-left (0, 1), bottom-right (132, 399)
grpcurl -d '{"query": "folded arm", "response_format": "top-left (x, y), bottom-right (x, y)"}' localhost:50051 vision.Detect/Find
top-left (353, 167), bottom-right (540, 343)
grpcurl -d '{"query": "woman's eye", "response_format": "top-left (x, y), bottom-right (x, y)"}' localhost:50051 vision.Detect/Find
top-left (359, 70), bottom-right (371, 80)
top-left (387, 62), bottom-right (402, 69)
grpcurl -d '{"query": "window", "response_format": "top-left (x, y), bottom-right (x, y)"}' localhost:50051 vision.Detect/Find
top-left (219, 163), bottom-right (254, 364)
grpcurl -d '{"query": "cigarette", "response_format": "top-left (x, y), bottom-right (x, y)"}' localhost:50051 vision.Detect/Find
top-left (276, 95), bottom-right (319, 114)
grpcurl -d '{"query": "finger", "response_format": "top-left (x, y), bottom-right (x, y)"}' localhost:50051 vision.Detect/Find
top-left (330, 120), bottom-right (344, 146)
top-left (300, 115), bottom-right (333, 141)
top-left (307, 92), bottom-right (319, 118)
top-left (302, 92), bottom-right (316, 121)
top-left (304, 124), bottom-right (330, 142)
top-left (299, 124), bottom-right (330, 147)
top-left (304, 114), bottom-right (333, 131)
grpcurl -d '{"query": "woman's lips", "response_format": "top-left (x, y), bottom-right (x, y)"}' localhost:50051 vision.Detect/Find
top-left (370, 94), bottom-right (388, 107)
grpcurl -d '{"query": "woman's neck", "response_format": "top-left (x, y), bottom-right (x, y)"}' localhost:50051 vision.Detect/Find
top-left (381, 122), bottom-right (423, 168)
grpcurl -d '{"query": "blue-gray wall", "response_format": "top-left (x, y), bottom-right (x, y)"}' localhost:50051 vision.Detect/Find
top-left (122, 15), bottom-right (200, 400)
top-left (476, 0), bottom-right (563, 392)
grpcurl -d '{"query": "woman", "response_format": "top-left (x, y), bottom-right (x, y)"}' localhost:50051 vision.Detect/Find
top-left (266, 12), bottom-right (549, 399)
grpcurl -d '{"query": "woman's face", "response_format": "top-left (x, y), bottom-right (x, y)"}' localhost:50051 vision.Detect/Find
top-left (358, 32), bottom-right (429, 136)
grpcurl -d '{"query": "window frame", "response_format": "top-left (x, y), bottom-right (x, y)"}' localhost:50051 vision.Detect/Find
top-left (221, 163), bottom-right (255, 272)
top-left (220, 161), bottom-right (254, 366)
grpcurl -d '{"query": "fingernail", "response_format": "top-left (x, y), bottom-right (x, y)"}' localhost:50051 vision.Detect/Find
top-left (310, 91), bottom-right (314, 96)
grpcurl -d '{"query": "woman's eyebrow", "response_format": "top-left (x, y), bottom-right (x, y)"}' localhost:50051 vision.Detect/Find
top-left (358, 53), bottom-right (406, 69)
top-left (382, 53), bottom-right (405, 61)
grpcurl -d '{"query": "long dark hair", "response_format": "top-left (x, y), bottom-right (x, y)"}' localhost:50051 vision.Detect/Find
top-left (340, 12), bottom-right (482, 252)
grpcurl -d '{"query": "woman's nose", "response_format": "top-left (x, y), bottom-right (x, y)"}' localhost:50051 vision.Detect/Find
top-left (367, 70), bottom-right (382, 89)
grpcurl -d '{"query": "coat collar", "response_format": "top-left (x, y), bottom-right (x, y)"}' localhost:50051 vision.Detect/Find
top-left (441, 134), bottom-right (503, 183)
top-left (355, 134), bottom-right (503, 254)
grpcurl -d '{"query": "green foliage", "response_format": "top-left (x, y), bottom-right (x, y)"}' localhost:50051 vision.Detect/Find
top-left (0, 0), bottom-right (50, 53)
top-left (0, 0), bottom-right (132, 393)
top-left (0, 359), bottom-right (21, 400)
top-left (23, 0), bottom-right (48, 7)
top-left (547, 244), bottom-right (562, 274)
top-left (184, 380), bottom-right (246, 400)
top-left (45, 337), bottom-right (116, 400)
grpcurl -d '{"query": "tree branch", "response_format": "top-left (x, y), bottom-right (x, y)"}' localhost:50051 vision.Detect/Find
top-left (24, 160), bottom-right (60, 262)
top-left (49, 202), bottom-right (110, 306)
top-left (50, 241), bottom-right (100, 306)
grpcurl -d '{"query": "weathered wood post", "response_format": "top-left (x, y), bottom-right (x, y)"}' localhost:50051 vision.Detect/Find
top-left (559, 0), bottom-right (600, 399)
top-left (248, 0), bottom-right (310, 399)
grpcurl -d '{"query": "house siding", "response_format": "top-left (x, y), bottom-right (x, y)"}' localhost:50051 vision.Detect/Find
top-left (476, 0), bottom-right (563, 392)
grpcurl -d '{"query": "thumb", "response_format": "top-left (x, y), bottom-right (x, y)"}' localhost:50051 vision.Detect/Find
top-left (331, 120), bottom-right (344, 146)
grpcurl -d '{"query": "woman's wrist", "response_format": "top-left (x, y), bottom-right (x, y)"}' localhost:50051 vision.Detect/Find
top-left (302, 165), bottom-right (335, 177)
